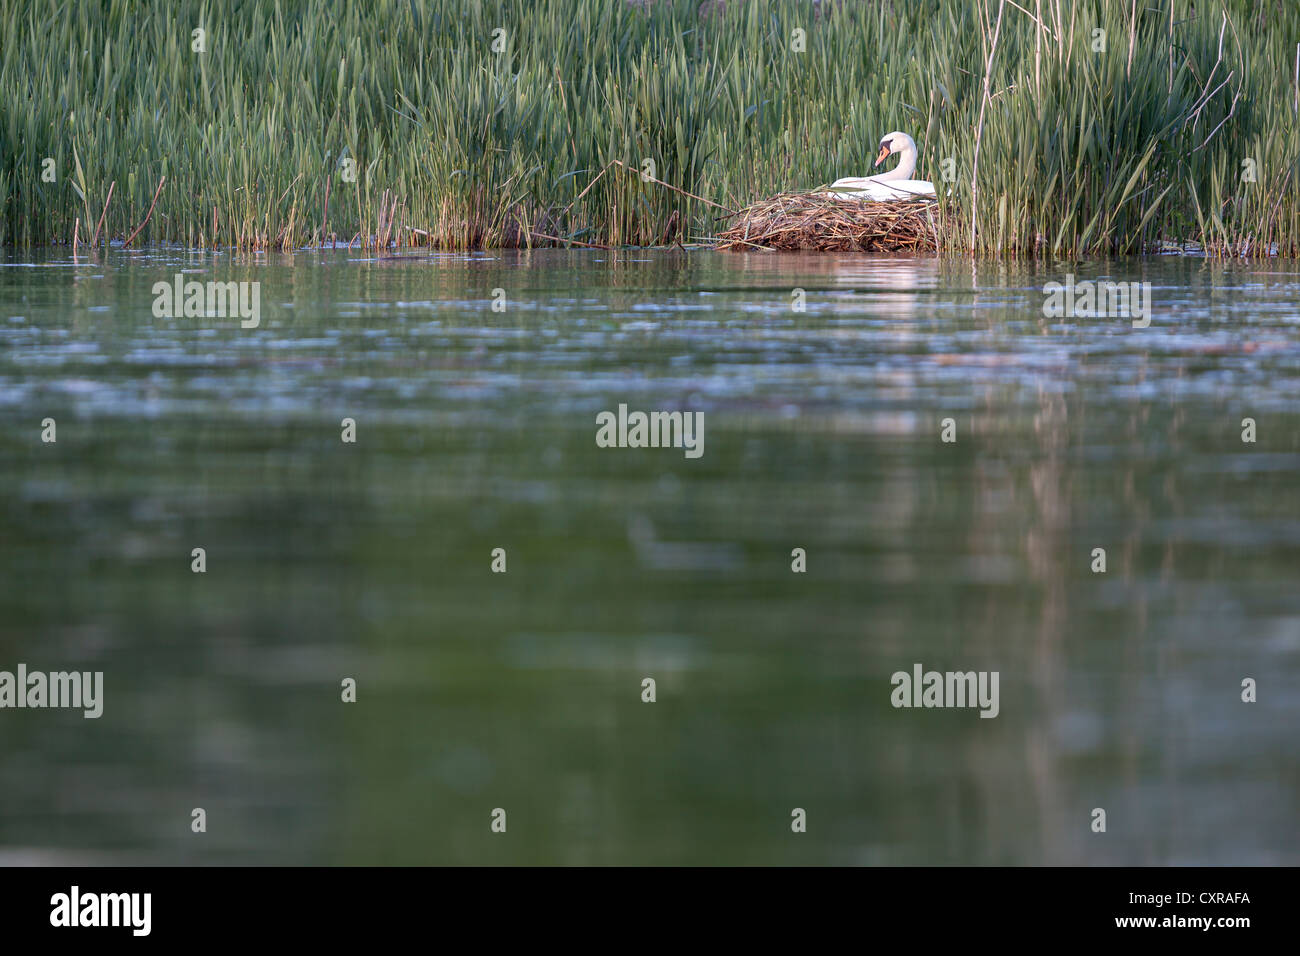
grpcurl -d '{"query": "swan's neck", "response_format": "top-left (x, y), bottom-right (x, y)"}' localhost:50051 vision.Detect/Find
top-left (878, 147), bottom-right (917, 181)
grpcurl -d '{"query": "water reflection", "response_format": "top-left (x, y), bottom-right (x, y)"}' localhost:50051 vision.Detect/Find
top-left (1, 248), bottom-right (1298, 863)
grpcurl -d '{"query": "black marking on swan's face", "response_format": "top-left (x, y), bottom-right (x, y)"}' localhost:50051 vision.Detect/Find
top-left (876, 132), bottom-right (911, 167)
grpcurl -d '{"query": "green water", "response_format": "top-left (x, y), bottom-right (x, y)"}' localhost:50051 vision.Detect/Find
top-left (1, 248), bottom-right (1297, 864)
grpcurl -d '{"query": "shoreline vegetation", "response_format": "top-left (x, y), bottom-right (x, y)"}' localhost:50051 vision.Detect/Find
top-left (2, 0), bottom-right (1298, 257)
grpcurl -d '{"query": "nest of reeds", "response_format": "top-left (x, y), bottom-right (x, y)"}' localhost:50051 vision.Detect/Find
top-left (715, 192), bottom-right (939, 252)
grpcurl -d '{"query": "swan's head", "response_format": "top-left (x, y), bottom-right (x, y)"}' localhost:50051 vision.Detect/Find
top-left (875, 131), bottom-right (917, 167)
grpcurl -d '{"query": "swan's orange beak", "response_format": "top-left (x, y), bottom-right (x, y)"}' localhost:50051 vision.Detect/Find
top-left (875, 144), bottom-right (891, 167)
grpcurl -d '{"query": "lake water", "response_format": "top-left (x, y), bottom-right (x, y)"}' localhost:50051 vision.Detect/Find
top-left (1, 248), bottom-right (1297, 864)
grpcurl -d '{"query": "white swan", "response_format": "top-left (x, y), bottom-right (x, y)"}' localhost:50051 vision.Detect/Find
top-left (826, 131), bottom-right (936, 201)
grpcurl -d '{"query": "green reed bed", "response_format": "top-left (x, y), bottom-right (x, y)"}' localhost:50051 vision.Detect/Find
top-left (1, 0), bottom-right (1298, 256)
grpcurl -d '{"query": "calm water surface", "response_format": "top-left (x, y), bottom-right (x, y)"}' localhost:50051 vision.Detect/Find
top-left (1, 248), bottom-right (1298, 864)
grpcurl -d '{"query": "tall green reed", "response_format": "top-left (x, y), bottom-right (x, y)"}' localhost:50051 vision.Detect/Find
top-left (1, 0), bottom-right (1296, 256)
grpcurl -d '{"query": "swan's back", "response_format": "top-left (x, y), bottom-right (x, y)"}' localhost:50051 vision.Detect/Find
top-left (827, 177), bottom-right (936, 201)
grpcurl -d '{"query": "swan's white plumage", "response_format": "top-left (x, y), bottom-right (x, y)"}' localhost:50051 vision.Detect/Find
top-left (826, 178), bottom-right (937, 200)
top-left (825, 131), bottom-right (936, 202)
